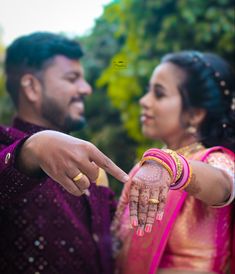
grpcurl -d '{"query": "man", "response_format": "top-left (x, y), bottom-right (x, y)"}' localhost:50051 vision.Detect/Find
top-left (0, 32), bottom-right (128, 274)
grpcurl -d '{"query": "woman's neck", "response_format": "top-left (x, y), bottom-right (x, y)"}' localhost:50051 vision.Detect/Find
top-left (164, 135), bottom-right (199, 150)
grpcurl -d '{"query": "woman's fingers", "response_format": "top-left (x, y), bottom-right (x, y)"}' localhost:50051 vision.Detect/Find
top-left (156, 186), bottom-right (168, 220)
top-left (129, 180), bottom-right (140, 227)
top-left (129, 164), bottom-right (171, 236)
top-left (145, 189), bottom-right (160, 233)
top-left (136, 185), bottom-right (151, 236)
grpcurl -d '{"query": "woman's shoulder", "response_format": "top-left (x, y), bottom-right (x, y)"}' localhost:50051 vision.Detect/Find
top-left (205, 147), bottom-right (235, 207)
top-left (204, 147), bottom-right (234, 177)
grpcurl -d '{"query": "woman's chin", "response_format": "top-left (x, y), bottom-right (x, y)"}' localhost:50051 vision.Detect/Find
top-left (142, 128), bottom-right (160, 140)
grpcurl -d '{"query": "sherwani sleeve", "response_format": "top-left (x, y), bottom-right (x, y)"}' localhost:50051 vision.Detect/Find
top-left (0, 136), bottom-right (46, 204)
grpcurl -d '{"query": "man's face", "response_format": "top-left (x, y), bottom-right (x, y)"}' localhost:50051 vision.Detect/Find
top-left (39, 55), bottom-right (92, 132)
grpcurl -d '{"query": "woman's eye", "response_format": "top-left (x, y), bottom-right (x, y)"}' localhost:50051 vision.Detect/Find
top-left (154, 89), bottom-right (165, 98)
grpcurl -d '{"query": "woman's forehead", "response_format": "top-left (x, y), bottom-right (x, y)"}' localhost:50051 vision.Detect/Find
top-left (150, 63), bottom-right (186, 93)
top-left (151, 63), bottom-right (185, 81)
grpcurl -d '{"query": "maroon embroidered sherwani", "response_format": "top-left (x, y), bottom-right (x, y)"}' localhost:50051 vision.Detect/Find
top-left (0, 117), bottom-right (116, 274)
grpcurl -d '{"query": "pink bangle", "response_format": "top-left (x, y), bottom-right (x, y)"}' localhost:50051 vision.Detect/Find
top-left (170, 154), bottom-right (192, 190)
top-left (139, 156), bottom-right (174, 181)
top-left (141, 148), bottom-right (191, 190)
top-left (143, 149), bottom-right (178, 182)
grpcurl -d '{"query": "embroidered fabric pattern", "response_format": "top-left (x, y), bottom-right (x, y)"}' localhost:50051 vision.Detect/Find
top-left (0, 118), bottom-right (116, 274)
top-left (206, 152), bottom-right (235, 207)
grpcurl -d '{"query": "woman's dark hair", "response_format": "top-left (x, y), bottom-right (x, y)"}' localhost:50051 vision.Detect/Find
top-left (161, 51), bottom-right (235, 151)
top-left (4, 32), bottom-right (83, 107)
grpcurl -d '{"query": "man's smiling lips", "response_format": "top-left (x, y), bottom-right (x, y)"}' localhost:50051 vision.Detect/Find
top-left (70, 101), bottom-right (84, 115)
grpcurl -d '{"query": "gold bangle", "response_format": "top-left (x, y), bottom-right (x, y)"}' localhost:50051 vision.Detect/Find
top-left (179, 164), bottom-right (192, 190)
top-left (140, 156), bottom-right (174, 182)
top-left (163, 149), bottom-right (183, 182)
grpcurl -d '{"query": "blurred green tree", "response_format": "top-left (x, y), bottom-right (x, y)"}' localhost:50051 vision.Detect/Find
top-left (0, 28), bottom-right (14, 125)
top-left (76, 4), bottom-right (138, 194)
top-left (97, 0), bottom-right (235, 160)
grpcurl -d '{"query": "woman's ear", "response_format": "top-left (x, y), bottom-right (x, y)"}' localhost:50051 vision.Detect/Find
top-left (184, 108), bottom-right (207, 135)
top-left (20, 74), bottom-right (42, 103)
top-left (190, 108), bottom-right (207, 127)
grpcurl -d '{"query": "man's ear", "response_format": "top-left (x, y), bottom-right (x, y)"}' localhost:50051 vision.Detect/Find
top-left (20, 74), bottom-right (42, 103)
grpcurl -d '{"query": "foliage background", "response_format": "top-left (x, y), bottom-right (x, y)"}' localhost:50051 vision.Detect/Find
top-left (0, 0), bottom-right (234, 196)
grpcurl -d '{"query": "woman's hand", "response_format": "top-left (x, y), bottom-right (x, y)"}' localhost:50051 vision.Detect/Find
top-left (129, 160), bottom-right (172, 236)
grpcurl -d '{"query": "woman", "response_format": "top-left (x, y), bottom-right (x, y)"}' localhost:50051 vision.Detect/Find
top-left (112, 51), bottom-right (235, 274)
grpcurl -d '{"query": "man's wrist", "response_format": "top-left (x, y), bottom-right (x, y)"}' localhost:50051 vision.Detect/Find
top-left (16, 135), bottom-right (43, 176)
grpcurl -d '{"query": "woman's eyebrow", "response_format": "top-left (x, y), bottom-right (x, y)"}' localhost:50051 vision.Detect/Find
top-left (151, 83), bottom-right (166, 91)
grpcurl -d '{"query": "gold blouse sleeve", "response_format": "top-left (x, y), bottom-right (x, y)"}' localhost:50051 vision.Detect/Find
top-left (206, 151), bottom-right (235, 207)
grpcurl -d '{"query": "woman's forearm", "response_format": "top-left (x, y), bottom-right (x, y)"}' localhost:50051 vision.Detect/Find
top-left (185, 160), bottom-right (232, 206)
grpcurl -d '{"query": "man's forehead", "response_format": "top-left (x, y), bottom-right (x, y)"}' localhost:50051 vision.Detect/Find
top-left (48, 55), bottom-right (83, 73)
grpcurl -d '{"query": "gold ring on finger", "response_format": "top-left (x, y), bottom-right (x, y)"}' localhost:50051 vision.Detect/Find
top-left (148, 198), bottom-right (159, 204)
top-left (73, 172), bottom-right (84, 182)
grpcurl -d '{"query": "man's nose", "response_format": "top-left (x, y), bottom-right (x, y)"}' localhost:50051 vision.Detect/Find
top-left (77, 79), bottom-right (92, 95)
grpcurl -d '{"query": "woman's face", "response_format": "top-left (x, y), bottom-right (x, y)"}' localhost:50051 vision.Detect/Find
top-left (140, 62), bottom-right (187, 145)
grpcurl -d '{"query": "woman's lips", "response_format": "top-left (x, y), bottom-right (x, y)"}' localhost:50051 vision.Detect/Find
top-left (140, 114), bottom-right (154, 123)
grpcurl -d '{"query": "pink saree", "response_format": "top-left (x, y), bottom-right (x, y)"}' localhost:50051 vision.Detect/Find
top-left (115, 146), bottom-right (235, 274)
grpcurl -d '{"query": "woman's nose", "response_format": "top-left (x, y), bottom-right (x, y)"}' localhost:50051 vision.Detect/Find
top-left (139, 93), bottom-right (150, 108)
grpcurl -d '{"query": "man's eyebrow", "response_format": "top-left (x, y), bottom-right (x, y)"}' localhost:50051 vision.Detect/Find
top-left (64, 71), bottom-right (82, 77)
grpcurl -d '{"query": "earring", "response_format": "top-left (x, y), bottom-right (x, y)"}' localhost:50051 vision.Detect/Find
top-left (21, 80), bottom-right (31, 87)
top-left (186, 125), bottom-right (197, 134)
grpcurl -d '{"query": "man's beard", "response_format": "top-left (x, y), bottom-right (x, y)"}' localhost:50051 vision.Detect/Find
top-left (63, 115), bottom-right (86, 132)
top-left (41, 95), bottom-right (86, 133)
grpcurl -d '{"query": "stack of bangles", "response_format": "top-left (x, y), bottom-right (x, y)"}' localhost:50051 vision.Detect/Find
top-left (139, 148), bottom-right (192, 190)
